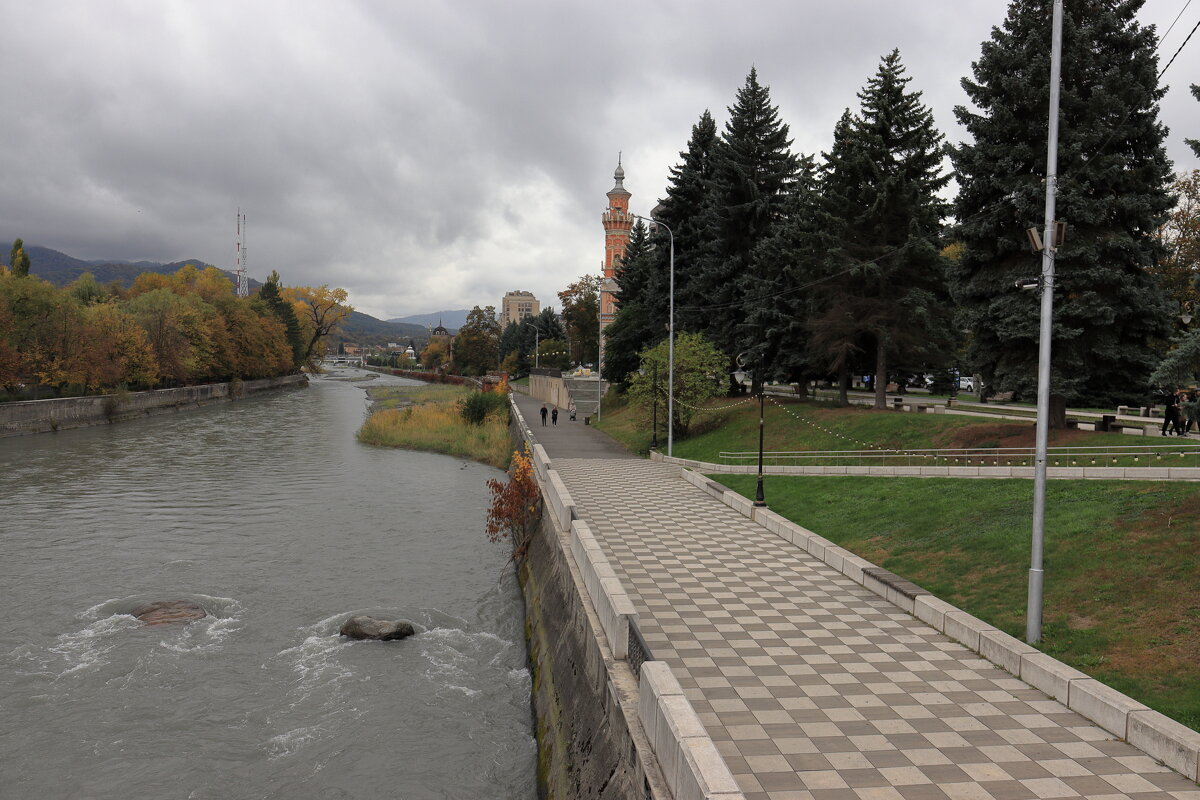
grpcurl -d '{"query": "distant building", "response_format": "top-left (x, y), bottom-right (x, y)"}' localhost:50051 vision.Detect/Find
top-left (599, 156), bottom-right (632, 372)
top-left (500, 291), bottom-right (540, 328)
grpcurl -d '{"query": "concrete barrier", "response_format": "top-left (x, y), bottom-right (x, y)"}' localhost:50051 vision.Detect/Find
top-left (638, 663), bottom-right (744, 800)
top-left (664, 454), bottom-right (1200, 482)
top-left (0, 374), bottom-right (308, 437)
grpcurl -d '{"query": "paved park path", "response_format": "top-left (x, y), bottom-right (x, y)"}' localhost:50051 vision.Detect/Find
top-left (511, 392), bottom-right (1199, 800)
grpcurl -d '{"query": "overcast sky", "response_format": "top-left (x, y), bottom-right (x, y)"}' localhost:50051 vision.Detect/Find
top-left (2, 1), bottom-right (1197, 320)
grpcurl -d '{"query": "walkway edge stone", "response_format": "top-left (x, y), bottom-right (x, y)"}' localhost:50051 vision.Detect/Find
top-left (653, 450), bottom-right (1200, 482)
top-left (684, 465), bottom-right (1200, 784)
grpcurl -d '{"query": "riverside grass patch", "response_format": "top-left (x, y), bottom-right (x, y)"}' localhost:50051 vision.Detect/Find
top-left (364, 384), bottom-right (470, 410)
top-left (357, 393), bottom-right (512, 469)
top-left (714, 474), bottom-right (1200, 732)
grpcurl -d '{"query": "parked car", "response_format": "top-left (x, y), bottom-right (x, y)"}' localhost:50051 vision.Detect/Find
top-left (958, 376), bottom-right (975, 392)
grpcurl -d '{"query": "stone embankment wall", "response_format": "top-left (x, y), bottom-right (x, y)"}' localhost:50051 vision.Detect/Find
top-left (0, 374), bottom-right (308, 437)
top-left (510, 398), bottom-right (745, 800)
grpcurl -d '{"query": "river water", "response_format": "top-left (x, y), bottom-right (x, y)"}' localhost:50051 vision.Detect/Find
top-left (0, 368), bottom-right (535, 799)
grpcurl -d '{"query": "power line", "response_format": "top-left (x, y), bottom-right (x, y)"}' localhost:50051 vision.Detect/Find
top-left (1158, 0), bottom-right (1194, 46)
top-left (1158, 17), bottom-right (1200, 78)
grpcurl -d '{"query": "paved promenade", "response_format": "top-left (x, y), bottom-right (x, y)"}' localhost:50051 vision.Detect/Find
top-left (511, 393), bottom-right (1200, 800)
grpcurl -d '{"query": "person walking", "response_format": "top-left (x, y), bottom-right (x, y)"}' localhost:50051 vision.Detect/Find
top-left (551, 406), bottom-right (558, 426)
top-left (1161, 390), bottom-right (1181, 435)
top-left (540, 404), bottom-right (548, 426)
top-left (1185, 391), bottom-right (1200, 435)
top-left (568, 401), bottom-right (576, 421)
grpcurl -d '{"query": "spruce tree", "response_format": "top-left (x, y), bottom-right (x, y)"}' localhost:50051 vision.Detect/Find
top-left (653, 111), bottom-right (720, 335)
top-left (810, 52), bottom-right (954, 408)
top-left (741, 155), bottom-right (820, 389)
top-left (952, 0), bottom-right (1174, 407)
top-left (256, 271), bottom-right (305, 371)
top-left (689, 69), bottom-right (800, 388)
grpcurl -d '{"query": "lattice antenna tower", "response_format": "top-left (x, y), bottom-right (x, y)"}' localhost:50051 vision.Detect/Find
top-left (234, 209), bottom-right (249, 298)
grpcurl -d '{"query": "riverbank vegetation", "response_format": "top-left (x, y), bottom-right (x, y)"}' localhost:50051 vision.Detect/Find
top-left (356, 384), bottom-right (512, 469)
top-left (714, 473), bottom-right (1200, 732)
top-left (0, 259), bottom-right (353, 401)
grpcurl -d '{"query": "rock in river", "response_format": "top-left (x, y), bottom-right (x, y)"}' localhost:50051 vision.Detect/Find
top-left (339, 616), bottom-right (415, 641)
top-left (131, 600), bottom-right (208, 625)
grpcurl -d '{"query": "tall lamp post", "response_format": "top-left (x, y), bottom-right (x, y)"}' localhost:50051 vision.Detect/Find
top-left (651, 362), bottom-right (659, 450)
top-left (737, 353), bottom-right (767, 507)
top-left (524, 322), bottom-right (541, 369)
top-left (634, 210), bottom-right (675, 456)
top-left (1027, 0), bottom-right (1064, 645)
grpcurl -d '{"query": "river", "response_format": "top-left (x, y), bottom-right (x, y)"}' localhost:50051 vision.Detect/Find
top-left (0, 368), bottom-right (536, 799)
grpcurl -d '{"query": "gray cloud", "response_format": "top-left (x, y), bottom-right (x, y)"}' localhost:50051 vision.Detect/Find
top-left (2, 1), bottom-right (1196, 318)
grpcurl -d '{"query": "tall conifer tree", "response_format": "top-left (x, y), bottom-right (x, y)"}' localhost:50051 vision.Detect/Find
top-left (741, 156), bottom-right (820, 389)
top-left (653, 111), bottom-right (720, 334)
top-left (952, 0), bottom-right (1173, 406)
top-left (810, 52), bottom-right (953, 408)
top-left (689, 69), bottom-right (800, 388)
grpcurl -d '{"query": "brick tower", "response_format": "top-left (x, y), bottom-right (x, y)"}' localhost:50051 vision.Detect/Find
top-left (599, 156), bottom-right (632, 371)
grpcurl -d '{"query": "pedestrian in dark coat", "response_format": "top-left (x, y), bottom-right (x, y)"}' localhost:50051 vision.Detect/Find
top-left (540, 404), bottom-right (548, 426)
top-left (551, 406), bottom-right (558, 425)
top-left (1162, 390), bottom-right (1181, 435)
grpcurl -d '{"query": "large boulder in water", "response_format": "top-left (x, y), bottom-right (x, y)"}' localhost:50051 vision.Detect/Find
top-left (131, 600), bottom-right (207, 625)
top-left (339, 616), bottom-right (415, 641)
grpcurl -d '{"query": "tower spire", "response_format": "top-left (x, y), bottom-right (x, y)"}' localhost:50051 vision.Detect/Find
top-left (599, 155), bottom-right (633, 371)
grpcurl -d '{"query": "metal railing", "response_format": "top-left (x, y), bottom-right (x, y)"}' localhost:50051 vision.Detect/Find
top-left (627, 621), bottom-right (655, 680)
top-left (718, 444), bottom-right (1200, 469)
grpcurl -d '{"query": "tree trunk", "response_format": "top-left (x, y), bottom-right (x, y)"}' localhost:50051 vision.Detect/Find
top-left (873, 338), bottom-right (887, 410)
top-left (838, 365), bottom-right (850, 406)
top-left (794, 380), bottom-right (808, 400)
top-left (1049, 394), bottom-right (1068, 429)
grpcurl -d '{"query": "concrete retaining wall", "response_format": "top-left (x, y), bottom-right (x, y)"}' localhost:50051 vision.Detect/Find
top-left (0, 374), bottom-right (308, 437)
top-left (529, 368), bottom-right (572, 411)
top-left (683, 467), bottom-right (1200, 785)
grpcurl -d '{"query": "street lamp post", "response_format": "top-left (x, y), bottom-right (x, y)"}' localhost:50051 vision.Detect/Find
top-left (755, 381), bottom-right (766, 507)
top-left (651, 361), bottom-right (659, 450)
top-left (634, 211), bottom-right (675, 456)
top-left (524, 322), bottom-right (540, 369)
top-left (1028, 0), bottom-right (1064, 645)
top-left (737, 354), bottom-right (767, 507)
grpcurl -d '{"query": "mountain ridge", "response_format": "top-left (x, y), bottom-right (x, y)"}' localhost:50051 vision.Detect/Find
top-left (5, 243), bottom-right (430, 345)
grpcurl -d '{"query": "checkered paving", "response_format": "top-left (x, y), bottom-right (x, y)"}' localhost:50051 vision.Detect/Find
top-left (555, 458), bottom-right (1200, 800)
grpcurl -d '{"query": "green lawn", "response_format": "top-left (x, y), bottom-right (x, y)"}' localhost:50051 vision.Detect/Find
top-left (594, 394), bottom-right (1200, 469)
top-left (713, 473), bottom-right (1200, 732)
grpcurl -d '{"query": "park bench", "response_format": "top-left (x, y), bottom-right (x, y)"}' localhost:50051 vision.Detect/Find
top-left (991, 391), bottom-right (1015, 403)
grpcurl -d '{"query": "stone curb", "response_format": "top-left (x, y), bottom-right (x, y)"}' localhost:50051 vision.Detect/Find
top-left (684, 466), bottom-right (1200, 784)
top-left (660, 453), bottom-right (1200, 482)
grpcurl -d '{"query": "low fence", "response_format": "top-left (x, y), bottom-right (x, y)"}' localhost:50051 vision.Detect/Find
top-left (719, 444), bottom-right (1200, 469)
